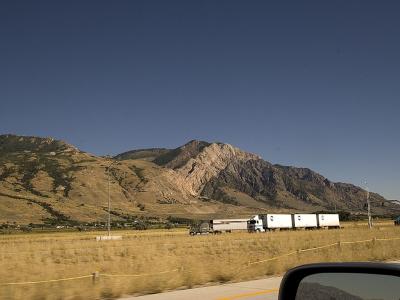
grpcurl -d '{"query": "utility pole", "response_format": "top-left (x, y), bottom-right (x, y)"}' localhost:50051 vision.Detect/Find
top-left (365, 181), bottom-right (372, 229)
top-left (107, 160), bottom-right (117, 237)
top-left (332, 183), bottom-right (337, 213)
top-left (95, 159), bottom-right (122, 241)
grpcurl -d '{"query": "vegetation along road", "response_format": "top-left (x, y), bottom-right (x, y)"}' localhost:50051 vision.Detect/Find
top-left (1, 224), bottom-right (400, 299)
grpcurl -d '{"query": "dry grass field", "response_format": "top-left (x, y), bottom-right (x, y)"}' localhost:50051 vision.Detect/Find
top-left (1, 222), bottom-right (400, 300)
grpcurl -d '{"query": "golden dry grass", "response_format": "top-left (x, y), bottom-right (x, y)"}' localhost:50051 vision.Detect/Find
top-left (1, 224), bottom-right (400, 300)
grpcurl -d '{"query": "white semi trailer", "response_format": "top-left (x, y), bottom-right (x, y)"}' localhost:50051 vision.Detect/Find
top-left (292, 214), bottom-right (318, 229)
top-left (212, 219), bottom-right (249, 233)
top-left (265, 214), bottom-right (293, 230)
top-left (317, 214), bottom-right (340, 228)
top-left (190, 218), bottom-right (249, 234)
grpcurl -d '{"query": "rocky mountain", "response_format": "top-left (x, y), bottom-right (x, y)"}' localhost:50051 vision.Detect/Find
top-left (0, 134), bottom-right (398, 225)
top-left (115, 139), bottom-right (395, 214)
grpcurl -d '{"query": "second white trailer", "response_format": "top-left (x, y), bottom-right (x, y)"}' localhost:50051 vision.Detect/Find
top-left (293, 214), bottom-right (318, 228)
top-left (317, 214), bottom-right (340, 228)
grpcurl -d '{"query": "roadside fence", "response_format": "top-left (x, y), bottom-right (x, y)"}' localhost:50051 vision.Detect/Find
top-left (0, 268), bottom-right (181, 286)
top-left (246, 237), bottom-right (400, 266)
top-left (2, 237), bottom-right (400, 286)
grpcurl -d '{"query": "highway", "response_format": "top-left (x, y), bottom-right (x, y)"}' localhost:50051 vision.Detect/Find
top-left (120, 261), bottom-right (400, 300)
top-left (122, 276), bottom-right (282, 300)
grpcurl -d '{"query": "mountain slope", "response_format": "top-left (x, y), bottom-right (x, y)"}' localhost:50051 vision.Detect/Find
top-left (153, 140), bottom-right (211, 168)
top-left (0, 134), bottom-right (398, 225)
top-left (114, 148), bottom-right (170, 161)
top-left (134, 140), bottom-right (395, 215)
top-left (202, 160), bottom-right (391, 213)
top-left (0, 135), bottom-right (257, 225)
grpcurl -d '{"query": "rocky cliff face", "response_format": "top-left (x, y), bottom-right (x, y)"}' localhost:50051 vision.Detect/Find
top-left (201, 159), bottom-right (278, 202)
top-left (200, 158), bottom-right (391, 213)
top-left (148, 140), bottom-right (396, 214)
top-left (159, 141), bottom-right (261, 196)
top-left (154, 140), bottom-right (211, 169)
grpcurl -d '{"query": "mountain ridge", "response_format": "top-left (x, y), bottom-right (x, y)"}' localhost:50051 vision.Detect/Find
top-left (0, 134), bottom-right (398, 225)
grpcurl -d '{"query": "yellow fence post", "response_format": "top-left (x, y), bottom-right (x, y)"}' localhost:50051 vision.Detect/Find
top-left (92, 271), bottom-right (99, 284)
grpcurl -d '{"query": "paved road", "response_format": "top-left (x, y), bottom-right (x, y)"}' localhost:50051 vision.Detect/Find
top-left (122, 277), bottom-right (282, 300)
top-left (123, 261), bottom-right (400, 300)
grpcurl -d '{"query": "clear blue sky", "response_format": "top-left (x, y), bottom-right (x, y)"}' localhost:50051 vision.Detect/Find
top-left (1, 1), bottom-right (399, 199)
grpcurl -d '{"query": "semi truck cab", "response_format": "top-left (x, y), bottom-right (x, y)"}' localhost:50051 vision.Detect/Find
top-left (247, 215), bottom-right (265, 232)
top-left (189, 221), bottom-right (211, 235)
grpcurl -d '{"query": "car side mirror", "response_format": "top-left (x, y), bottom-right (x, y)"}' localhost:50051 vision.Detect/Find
top-left (278, 262), bottom-right (400, 300)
